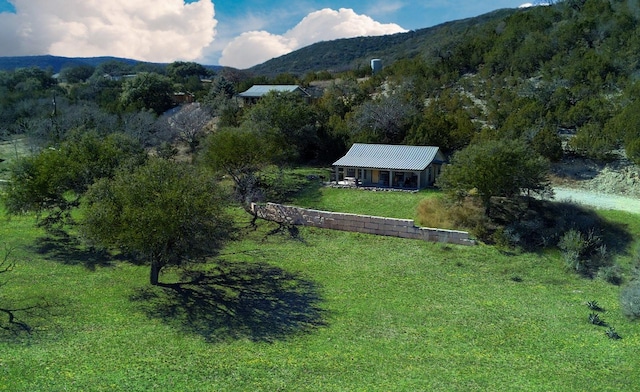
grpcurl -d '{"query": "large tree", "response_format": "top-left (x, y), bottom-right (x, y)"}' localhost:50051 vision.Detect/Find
top-left (436, 138), bottom-right (552, 214)
top-left (81, 158), bottom-right (234, 286)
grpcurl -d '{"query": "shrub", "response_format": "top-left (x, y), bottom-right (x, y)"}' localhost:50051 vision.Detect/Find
top-left (257, 166), bottom-right (316, 203)
top-left (605, 327), bottom-right (622, 340)
top-left (501, 216), bottom-right (546, 250)
top-left (631, 245), bottom-right (640, 280)
top-left (558, 229), bottom-right (609, 276)
top-left (558, 229), bottom-right (586, 271)
top-left (597, 265), bottom-right (623, 286)
top-left (620, 280), bottom-right (640, 320)
top-left (587, 300), bottom-right (605, 312)
top-left (588, 313), bottom-right (607, 326)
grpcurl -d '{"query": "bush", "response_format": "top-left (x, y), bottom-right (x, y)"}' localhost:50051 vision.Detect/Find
top-left (597, 265), bottom-right (623, 286)
top-left (588, 312), bottom-right (607, 326)
top-left (620, 280), bottom-right (640, 320)
top-left (500, 216), bottom-right (546, 250)
top-left (558, 229), bottom-right (609, 276)
top-left (605, 327), bottom-right (622, 340)
top-left (558, 229), bottom-right (586, 271)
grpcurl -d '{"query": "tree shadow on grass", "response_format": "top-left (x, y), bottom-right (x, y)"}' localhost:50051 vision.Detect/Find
top-left (32, 234), bottom-right (115, 270)
top-left (130, 260), bottom-right (327, 343)
top-left (491, 198), bottom-right (634, 256)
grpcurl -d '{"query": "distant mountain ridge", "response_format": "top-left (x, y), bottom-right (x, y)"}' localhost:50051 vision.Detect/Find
top-left (0, 55), bottom-right (222, 73)
top-left (0, 55), bottom-right (142, 73)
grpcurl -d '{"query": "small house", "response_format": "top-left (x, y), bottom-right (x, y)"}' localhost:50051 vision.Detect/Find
top-left (172, 92), bottom-right (195, 105)
top-left (238, 85), bottom-right (311, 105)
top-left (333, 143), bottom-right (445, 189)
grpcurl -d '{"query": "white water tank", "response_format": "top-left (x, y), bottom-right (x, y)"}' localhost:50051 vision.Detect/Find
top-left (371, 59), bottom-right (382, 74)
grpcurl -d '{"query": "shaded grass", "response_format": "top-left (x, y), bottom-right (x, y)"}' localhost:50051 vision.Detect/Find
top-left (2, 192), bottom-right (640, 391)
top-left (130, 260), bottom-right (327, 343)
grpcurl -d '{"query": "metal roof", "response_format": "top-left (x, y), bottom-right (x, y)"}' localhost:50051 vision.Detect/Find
top-left (238, 85), bottom-right (310, 98)
top-left (333, 143), bottom-right (442, 171)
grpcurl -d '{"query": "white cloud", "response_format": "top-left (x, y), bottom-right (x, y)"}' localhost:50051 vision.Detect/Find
top-left (0, 0), bottom-right (217, 62)
top-left (219, 8), bottom-right (407, 69)
top-left (519, 1), bottom-right (551, 8)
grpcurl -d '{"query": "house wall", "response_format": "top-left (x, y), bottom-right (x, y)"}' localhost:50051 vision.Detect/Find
top-left (335, 167), bottom-right (438, 189)
top-left (251, 203), bottom-right (475, 246)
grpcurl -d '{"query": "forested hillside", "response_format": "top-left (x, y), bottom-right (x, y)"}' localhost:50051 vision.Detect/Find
top-left (345, 0), bottom-right (640, 164)
top-left (247, 0), bottom-right (640, 164)
top-left (248, 9), bottom-right (516, 76)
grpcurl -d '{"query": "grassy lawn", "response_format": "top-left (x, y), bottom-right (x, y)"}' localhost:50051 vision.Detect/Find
top-left (1, 189), bottom-right (639, 391)
top-left (295, 186), bottom-right (440, 221)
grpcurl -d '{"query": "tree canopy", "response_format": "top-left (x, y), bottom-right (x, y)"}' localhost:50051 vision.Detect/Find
top-left (119, 72), bottom-right (174, 115)
top-left (81, 158), bottom-right (234, 286)
top-left (243, 91), bottom-right (318, 162)
top-left (4, 131), bottom-right (146, 231)
top-left (436, 139), bottom-right (552, 214)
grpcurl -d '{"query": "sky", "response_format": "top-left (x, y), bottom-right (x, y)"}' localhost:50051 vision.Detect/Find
top-left (0, 0), bottom-right (548, 69)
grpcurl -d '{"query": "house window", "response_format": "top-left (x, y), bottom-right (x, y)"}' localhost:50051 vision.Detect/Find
top-left (347, 168), bottom-right (356, 177)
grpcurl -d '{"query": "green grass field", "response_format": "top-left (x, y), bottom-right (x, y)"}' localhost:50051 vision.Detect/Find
top-left (1, 188), bottom-right (639, 391)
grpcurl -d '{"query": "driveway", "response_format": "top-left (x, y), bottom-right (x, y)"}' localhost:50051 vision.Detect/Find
top-left (552, 187), bottom-right (640, 215)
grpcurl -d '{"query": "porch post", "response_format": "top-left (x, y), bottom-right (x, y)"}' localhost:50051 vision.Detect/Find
top-left (335, 166), bottom-right (339, 184)
top-left (417, 171), bottom-right (421, 189)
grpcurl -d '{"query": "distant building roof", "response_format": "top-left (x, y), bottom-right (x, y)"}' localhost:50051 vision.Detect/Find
top-left (238, 85), bottom-right (310, 98)
top-left (333, 143), bottom-right (443, 171)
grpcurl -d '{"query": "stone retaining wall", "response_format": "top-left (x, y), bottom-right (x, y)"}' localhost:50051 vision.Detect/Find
top-left (251, 203), bottom-right (475, 246)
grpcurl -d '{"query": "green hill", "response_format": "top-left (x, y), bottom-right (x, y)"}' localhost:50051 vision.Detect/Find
top-left (248, 9), bottom-right (516, 76)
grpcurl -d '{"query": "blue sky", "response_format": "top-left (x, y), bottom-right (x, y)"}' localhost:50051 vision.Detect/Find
top-left (0, 0), bottom-right (544, 68)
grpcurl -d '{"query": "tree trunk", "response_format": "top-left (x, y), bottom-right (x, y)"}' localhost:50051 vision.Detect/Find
top-left (150, 261), bottom-right (160, 286)
top-left (482, 195), bottom-right (492, 217)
